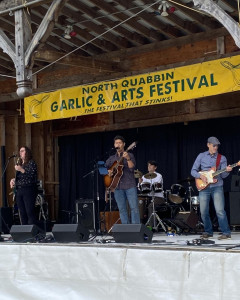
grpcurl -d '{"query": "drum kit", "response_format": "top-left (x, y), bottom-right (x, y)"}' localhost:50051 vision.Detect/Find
top-left (135, 171), bottom-right (202, 232)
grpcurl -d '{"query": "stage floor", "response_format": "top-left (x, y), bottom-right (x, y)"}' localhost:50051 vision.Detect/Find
top-left (2, 229), bottom-right (240, 251)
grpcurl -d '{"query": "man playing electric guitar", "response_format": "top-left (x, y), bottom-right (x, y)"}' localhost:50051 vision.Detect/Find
top-left (105, 135), bottom-right (140, 224)
top-left (191, 136), bottom-right (233, 240)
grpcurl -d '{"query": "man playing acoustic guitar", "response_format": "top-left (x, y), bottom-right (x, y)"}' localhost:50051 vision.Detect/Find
top-left (105, 135), bottom-right (140, 224)
top-left (191, 136), bottom-right (233, 240)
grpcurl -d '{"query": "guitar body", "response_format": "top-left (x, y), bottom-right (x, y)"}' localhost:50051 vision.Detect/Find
top-left (104, 141), bottom-right (137, 191)
top-left (195, 161), bottom-right (240, 191)
top-left (104, 161), bottom-right (124, 191)
top-left (195, 167), bottom-right (218, 191)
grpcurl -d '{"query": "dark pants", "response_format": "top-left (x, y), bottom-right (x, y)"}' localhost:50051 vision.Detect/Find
top-left (16, 186), bottom-right (37, 225)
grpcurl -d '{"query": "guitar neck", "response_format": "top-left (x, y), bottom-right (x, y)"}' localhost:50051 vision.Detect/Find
top-left (213, 162), bottom-right (239, 177)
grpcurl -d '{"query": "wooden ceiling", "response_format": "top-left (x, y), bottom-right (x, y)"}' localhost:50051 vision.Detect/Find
top-left (0, 0), bottom-right (238, 79)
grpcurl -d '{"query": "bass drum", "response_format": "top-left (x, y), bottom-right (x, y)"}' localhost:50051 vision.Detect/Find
top-left (168, 184), bottom-right (186, 204)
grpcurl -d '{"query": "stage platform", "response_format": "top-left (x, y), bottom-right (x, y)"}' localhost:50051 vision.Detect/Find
top-left (0, 230), bottom-right (240, 300)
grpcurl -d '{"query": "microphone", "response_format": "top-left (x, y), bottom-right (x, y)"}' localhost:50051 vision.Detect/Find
top-left (8, 154), bottom-right (17, 159)
top-left (115, 147), bottom-right (120, 150)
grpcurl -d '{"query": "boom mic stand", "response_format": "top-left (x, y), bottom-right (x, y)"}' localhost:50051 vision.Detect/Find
top-left (83, 160), bottom-right (105, 233)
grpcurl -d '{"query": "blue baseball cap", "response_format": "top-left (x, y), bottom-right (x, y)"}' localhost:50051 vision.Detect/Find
top-left (207, 136), bottom-right (220, 145)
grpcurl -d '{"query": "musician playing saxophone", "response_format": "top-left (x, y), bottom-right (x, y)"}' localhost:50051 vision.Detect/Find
top-left (191, 137), bottom-right (232, 240)
top-left (105, 135), bottom-right (140, 224)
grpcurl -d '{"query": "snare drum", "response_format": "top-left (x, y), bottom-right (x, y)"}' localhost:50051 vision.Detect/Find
top-left (191, 196), bottom-right (200, 206)
top-left (152, 182), bottom-right (162, 193)
top-left (139, 182), bottom-right (151, 194)
top-left (168, 184), bottom-right (186, 204)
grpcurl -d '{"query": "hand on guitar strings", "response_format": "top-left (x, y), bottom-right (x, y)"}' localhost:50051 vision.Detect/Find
top-left (200, 174), bottom-right (208, 183)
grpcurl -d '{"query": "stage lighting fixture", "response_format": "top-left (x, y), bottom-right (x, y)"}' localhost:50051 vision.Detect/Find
top-left (62, 25), bottom-right (76, 39)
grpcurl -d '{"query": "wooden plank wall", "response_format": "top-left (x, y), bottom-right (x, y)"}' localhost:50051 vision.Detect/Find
top-left (0, 115), bottom-right (58, 220)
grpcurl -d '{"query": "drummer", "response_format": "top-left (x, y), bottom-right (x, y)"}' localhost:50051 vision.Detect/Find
top-left (139, 160), bottom-right (164, 227)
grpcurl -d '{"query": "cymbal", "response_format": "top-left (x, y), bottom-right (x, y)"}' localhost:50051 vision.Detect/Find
top-left (134, 169), bottom-right (143, 178)
top-left (144, 172), bottom-right (157, 179)
top-left (178, 177), bottom-right (195, 183)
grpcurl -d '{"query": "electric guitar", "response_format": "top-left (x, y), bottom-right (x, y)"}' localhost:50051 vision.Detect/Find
top-left (195, 161), bottom-right (240, 191)
top-left (104, 142), bottom-right (137, 191)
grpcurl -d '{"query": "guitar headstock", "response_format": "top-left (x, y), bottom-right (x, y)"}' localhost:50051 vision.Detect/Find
top-left (126, 141), bottom-right (137, 151)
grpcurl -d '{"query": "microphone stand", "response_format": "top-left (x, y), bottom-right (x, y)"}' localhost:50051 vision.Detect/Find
top-left (82, 162), bottom-right (99, 233)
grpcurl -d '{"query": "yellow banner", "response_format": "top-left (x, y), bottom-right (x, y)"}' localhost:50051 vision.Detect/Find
top-left (24, 55), bottom-right (240, 123)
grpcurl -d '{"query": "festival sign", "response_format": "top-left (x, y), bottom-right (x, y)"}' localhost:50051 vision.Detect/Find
top-left (24, 55), bottom-right (240, 123)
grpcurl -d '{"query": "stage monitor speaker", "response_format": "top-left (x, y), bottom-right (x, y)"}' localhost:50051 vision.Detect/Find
top-left (229, 192), bottom-right (240, 225)
top-left (231, 175), bottom-right (240, 192)
top-left (112, 224), bottom-right (153, 243)
top-left (52, 224), bottom-right (90, 242)
top-left (0, 207), bottom-right (13, 234)
top-left (173, 211), bottom-right (198, 230)
top-left (10, 225), bottom-right (43, 242)
top-left (75, 199), bottom-right (95, 231)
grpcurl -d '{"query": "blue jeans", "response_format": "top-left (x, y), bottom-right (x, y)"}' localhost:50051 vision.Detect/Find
top-left (114, 187), bottom-right (140, 224)
top-left (199, 186), bottom-right (230, 235)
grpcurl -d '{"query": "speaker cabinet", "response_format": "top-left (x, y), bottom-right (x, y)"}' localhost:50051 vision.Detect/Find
top-left (75, 199), bottom-right (95, 231)
top-left (0, 207), bottom-right (13, 234)
top-left (231, 176), bottom-right (240, 192)
top-left (100, 211), bottom-right (120, 232)
top-left (52, 224), bottom-right (90, 242)
top-left (229, 192), bottom-right (240, 225)
top-left (10, 225), bottom-right (43, 242)
top-left (173, 211), bottom-right (198, 229)
top-left (112, 224), bottom-right (153, 243)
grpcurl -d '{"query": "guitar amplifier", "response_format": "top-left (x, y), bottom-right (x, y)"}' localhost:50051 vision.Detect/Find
top-left (75, 199), bottom-right (95, 231)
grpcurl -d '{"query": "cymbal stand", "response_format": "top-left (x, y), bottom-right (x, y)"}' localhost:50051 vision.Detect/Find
top-left (145, 194), bottom-right (167, 232)
top-left (186, 181), bottom-right (203, 230)
top-left (187, 181), bottom-right (194, 211)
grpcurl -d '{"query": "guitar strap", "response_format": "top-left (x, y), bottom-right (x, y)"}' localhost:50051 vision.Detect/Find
top-left (216, 153), bottom-right (222, 170)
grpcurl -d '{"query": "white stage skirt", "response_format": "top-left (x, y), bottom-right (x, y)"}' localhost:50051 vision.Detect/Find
top-left (0, 243), bottom-right (239, 300)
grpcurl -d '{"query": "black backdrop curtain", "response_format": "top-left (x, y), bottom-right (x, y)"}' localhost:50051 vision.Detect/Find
top-left (58, 115), bottom-right (240, 223)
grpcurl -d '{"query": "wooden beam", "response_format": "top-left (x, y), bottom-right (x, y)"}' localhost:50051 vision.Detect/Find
top-left (0, 29), bottom-right (15, 64)
top-left (193, 0), bottom-right (240, 49)
top-left (34, 50), bottom-right (124, 72)
top-left (96, 27), bottom-right (229, 60)
top-left (25, 0), bottom-right (69, 67)
top-left (68, 0), bottom-right (146, 46)
top-left (0, 93), bottom-right (21, 103)
top-left (52, 106), bottom-right (240, 137)
top-left (88, 0), bottom-right (164, 41)
top-left (0, 0), bottom-right (53, 14)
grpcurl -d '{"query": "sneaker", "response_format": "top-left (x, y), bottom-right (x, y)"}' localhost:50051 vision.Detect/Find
top-left (200, 233), bottom-right (213, 239)
top-left (218, 234), bottom-right (231, 240)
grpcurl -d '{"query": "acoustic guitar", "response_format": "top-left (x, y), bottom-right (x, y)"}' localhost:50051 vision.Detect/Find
top-left (195, 161), bottom-right (240, 191)
top-left (104, 142), bottom-right (137, 191)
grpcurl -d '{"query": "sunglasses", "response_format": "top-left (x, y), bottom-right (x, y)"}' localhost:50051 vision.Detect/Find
top-left (212, 144), bottom-right (219, 148)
